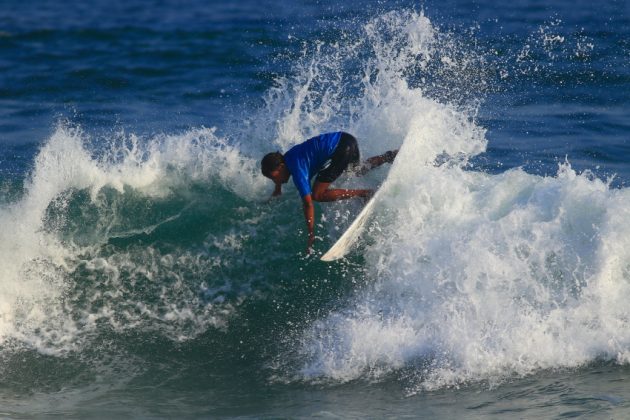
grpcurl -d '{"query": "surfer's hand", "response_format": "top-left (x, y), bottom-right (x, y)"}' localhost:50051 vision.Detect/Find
top-left (266, 192), bottom-right (281, 203)
top-left (272, 184), bottom-right (282, 197)
top-left (306, 234), bottom-right (315, 254)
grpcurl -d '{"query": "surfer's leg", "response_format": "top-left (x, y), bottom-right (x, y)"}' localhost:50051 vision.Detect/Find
top-left (354, 150), bottom-right (398, 176)
top-left (312, 181), bottom-right (372, 202)
top-left (316, 132), bottom-right (360, 184)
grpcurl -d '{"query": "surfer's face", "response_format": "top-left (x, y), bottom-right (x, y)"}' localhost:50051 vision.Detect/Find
top-left (269, 164), bottom-right (290, 184)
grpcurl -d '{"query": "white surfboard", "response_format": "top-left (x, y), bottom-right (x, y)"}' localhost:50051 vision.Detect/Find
top-left (320, 189), bottom-right (382, 261)
top-left (320, 139), bottom-right (407, 262)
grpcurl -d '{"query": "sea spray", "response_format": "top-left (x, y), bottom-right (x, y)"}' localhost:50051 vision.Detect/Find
top-left (253, 10), bottom-right (488, 159)
top-left (252, 9), bottom-right (630, 391)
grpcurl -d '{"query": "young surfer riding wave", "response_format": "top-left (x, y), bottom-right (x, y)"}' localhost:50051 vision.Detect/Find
top-left (261, 132), bottom-right (397, 254)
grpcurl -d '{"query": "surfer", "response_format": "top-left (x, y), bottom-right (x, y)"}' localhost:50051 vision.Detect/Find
top-left (261, 132), bottom-right (397, 253)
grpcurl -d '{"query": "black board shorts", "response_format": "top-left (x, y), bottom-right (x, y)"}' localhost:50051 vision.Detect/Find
top-left (315, 132), bottom-right (360, 183)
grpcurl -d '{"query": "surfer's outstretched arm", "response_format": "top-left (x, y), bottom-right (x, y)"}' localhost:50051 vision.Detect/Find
top-left (302, 194), bottom-right (316, 253)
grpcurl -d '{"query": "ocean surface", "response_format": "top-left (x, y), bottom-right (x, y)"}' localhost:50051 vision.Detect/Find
top-left (1, 0), bottom-right (629, 417)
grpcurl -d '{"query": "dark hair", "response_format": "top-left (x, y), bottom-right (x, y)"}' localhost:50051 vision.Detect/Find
top-left (261, 152), bottom-right (284, 178)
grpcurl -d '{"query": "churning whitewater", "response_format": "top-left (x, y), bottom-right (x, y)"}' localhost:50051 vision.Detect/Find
top-left (1, 9), bottom-right (629, 395)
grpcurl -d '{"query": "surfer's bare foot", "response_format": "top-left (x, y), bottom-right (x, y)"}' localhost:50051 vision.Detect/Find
top-left (383, 149), bottom-right (398, 163)
top-left (361, 189), bottom-right (375, 203)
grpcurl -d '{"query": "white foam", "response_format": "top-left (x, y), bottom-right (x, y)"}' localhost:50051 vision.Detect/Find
top-left (274, 10), bottom-right (630, 390)
top-left (299, 159), bottom-right (630, 390)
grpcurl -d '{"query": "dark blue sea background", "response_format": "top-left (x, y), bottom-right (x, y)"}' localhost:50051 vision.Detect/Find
top-left (1, 0), bottom-right (629, 417)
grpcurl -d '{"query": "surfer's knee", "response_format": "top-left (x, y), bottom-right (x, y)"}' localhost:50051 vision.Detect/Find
top-left (312, 182), bottom-right (330, 201)
top-left (312, 189), bottom-right (324, 201)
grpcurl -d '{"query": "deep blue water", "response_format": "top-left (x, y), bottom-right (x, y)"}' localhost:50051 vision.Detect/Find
top-left (1, 0), bottom-right (630, 417)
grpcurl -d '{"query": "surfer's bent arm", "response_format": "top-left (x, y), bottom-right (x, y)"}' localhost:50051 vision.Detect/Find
top-left (302, 194), bottom-right (315, 253)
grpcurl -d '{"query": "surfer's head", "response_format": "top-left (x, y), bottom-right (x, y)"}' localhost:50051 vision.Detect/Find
top-left (261, 152), bottom-right (290, 183)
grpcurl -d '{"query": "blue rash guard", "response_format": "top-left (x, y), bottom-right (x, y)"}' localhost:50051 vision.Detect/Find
top-left (283, 132), bottom-right (342, 198)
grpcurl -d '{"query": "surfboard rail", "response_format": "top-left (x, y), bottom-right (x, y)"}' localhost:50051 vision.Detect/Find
top-left (320, 189), bottom-right (382, 261)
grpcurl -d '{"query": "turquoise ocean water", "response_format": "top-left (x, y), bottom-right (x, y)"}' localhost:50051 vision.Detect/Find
top-left (1, 0), bottom-right (630, 417)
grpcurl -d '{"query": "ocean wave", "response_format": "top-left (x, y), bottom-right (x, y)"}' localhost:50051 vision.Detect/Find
top-left (256, 9), bottom-right (630, 392)
top-left (0, 122), bottom-right (270, 354)
top-left (2, 6), bottom-right (628, 395)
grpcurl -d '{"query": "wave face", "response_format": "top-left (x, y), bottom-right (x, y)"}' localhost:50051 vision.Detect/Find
top-left (0, 124), bottom-right (268, 353)
top-left (1, 4), bottom-right (629, 409)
